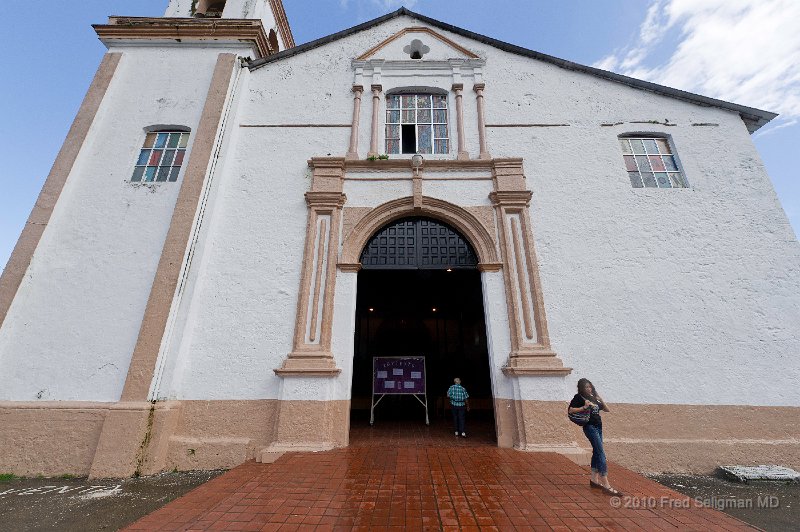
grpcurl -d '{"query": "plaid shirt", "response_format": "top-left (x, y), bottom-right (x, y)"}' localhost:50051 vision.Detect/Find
top-left (447, 384), bottom-right (469, 406)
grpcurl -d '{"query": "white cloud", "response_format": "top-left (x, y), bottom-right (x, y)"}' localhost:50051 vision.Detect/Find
top-left (593, 0), bottom-right (800, 126)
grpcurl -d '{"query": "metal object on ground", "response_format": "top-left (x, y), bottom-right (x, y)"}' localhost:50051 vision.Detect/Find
top-left (719, 465), bottom-right (800, 483)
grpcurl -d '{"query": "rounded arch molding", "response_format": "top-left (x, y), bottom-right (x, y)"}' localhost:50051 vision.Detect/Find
top-left (339, 196), bottom-right (502, 272)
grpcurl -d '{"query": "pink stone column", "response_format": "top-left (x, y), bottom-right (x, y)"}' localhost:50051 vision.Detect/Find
top-left (452, 83), bottom-right (469, 160)
top-left (368, 84), bottom-right (382, 157)
top-left (474, 83), bottom-right (490, 159)
top-left (346, 85), bottom-right (363, 160)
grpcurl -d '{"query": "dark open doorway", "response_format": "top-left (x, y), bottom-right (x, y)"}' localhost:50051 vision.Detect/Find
top-left (349, 217), bottom-right (495, 443)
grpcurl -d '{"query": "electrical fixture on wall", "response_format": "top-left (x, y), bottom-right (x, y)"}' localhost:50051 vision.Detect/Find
top-left (411, 153), bottom-right (424, 176)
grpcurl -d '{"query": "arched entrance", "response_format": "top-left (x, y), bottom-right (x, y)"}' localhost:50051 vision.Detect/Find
top-left (349, 217), bottom-right (496, 443)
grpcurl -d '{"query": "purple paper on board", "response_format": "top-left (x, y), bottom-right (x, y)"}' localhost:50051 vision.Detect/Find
top-left (373, 357), bottom-right (425, 394)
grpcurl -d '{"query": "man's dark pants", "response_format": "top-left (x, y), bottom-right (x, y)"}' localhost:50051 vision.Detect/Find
top-left (451, 405), bottom-right (466, 434)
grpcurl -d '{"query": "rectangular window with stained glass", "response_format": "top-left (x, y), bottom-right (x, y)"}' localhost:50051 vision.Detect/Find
top-left (386, 93), bottom-right (448, 155)
top-left (131, 131), bottom-right (189, 183)
top-left (620, 136), bottom-right (686, 189)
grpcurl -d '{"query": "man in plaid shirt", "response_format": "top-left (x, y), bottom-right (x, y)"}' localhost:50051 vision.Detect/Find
top-left (447, 377), bottom-right (470, 438)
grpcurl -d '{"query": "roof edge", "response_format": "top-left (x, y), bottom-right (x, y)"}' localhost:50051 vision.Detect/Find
top-left (248, 7), bottom-right (777, 132)
top-left (248, 8), bottom-right (407, 70)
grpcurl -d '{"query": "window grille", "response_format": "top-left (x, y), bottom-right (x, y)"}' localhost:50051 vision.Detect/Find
top-left (620, 136), bottom-right (687, 188)
top-left (385, 94), bottom-right (449, 155)
top-left (131, 131), bottom-right (189, 183)
top-left (361, 218), bottom-right (477, 270)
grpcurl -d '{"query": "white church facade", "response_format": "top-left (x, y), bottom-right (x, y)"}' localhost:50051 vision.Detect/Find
top-left (1, 0), bottom-right (798, 478)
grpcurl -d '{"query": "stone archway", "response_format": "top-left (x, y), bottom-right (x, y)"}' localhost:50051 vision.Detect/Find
top-left (339, 196), bottom-right (501, 273)
top-left (348, 215), bottom-right (497, 441)
top-left (269, 158), bottom-right (575, 457)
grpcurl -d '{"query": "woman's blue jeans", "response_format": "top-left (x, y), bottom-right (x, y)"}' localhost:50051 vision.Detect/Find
top-left (582, 424), bottom-right (608, 475)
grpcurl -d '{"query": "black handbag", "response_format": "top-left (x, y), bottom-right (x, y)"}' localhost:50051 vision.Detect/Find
top-left (567, 408), bottom-right (590, 426)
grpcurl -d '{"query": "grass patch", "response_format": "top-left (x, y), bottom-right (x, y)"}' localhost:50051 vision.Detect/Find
top-left (60, 474), bottom-right (77, 480)
top-left (0, 473), bottom-right (18, 483)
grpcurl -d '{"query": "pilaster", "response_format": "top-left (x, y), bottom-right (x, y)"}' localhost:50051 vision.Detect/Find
top-left (368, 84), bottom-right (383, 157)
top-left (276, 158), bottom-right (347, 376)
top-left (452, 83), bottom-right (469, 160)
top-left (490, 159), bottom-right (571, 377)
top-left (346, 85), bottom-right (363, 160)
top-left (474, 83), bottom-right (490, 160)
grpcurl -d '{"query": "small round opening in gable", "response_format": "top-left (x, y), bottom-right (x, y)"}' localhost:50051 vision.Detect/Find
top-left (403, 39), bottom-right (431, 60)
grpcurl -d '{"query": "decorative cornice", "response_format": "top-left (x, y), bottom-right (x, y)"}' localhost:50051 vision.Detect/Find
top-left (305, 191), bottom-right (347, 208)
top-left (337, 263), bottom-right (362, 273)
top-left (501, 367), bottom-right (573, 377)
top-left (93, 17), bottom-right (273, 59)
top-left (492, 158), bottom-right (525, 170)
top-left (489, 190), bottom-right (533, 207)
top-left (352, 59), bottom-right (486, 71)
top-left (477, 262), bottom-right (503, 272)
top-left (343, 158), bottom-right (494, 172)
top-left (275, 352), bottom-right (341, 377)
top-left (501, 347), bottom-right (572, 377)
top-left (268, 0), bottom-right (296, 49)
top-left (308, 157), bottom-right (346, 171)
top-left (274, 368), bottom-right (342, 377)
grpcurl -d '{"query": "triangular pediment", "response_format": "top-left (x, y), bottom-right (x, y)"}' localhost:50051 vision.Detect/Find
top-left (248, 8), bottom-right (774, 132)
top-left (357, 27), bottom-right (479, 61)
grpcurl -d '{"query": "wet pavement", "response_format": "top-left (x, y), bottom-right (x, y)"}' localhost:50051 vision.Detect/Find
top-left (124, 418), bottom-right (756, 531)
top-left (0, 470), bottom-right (221, 532)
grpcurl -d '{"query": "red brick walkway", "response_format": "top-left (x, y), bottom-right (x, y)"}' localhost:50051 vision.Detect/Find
top-left (125, 419), bottom-right (755, 531)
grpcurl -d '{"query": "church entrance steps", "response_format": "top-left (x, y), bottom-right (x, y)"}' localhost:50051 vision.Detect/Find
top-left (125, 445), bottom-right (755, 531)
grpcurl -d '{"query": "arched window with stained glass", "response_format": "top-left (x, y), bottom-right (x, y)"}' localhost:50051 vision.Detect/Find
top-left (619, 135), bottom-right (687, 189)
top-left (131, 128), bottom-right (190, 183)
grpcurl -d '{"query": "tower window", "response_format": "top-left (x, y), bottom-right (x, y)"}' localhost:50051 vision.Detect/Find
top-left (193, 0), bottom-right (226, 18)
top-left (619, 136), bottom-right (687, 188)
top-left (268, 29), bottom-right (279, 53)
top-left (131, 131), bottom-right (189, 183)
top-left (385, 94), bottom-right (449, 155)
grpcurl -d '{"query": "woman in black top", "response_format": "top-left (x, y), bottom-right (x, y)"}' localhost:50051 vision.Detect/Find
top-left (568, 378), bottom-right (621, 496)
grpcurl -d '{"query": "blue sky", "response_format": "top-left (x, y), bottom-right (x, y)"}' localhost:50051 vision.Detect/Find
top-left (1, 0), bottom-right (797, 272)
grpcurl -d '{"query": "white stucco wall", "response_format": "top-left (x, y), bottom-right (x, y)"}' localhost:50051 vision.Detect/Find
top-left (154, 16), bottom-right (800, 406)
top-left (0, 46), bottom-right (235, 401)
top-left (9, 15), bottom-right (796, 407)
top-left (156, 110), bottom-right (351, 400)
top-left (473, 47), bottom-right (800, 406)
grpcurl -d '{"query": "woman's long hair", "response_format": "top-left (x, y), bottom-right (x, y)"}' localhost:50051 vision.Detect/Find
top-left (577, 378), bottom-right (597, 400)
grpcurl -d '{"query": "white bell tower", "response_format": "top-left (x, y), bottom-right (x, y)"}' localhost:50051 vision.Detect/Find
top-left (164, 0), bottom-right (294, 51)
